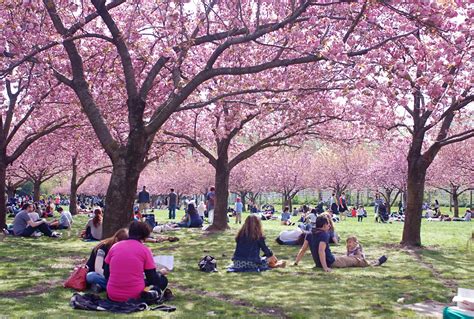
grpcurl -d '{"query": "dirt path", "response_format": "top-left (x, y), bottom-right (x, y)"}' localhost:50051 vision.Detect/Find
top-left (0, 279), bottom-right (64, 299)
top-left (405, 248), bottom-right (458, 292)
top-left (174, 284), bottom-right (288, 318)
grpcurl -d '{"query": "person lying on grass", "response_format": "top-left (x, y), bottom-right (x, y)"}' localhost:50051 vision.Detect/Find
top-left (293, 215), bottom-right (387, 271)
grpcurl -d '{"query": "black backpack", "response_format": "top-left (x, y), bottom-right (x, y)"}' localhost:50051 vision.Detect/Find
top-left (198, 255), bottom-right (217, 272)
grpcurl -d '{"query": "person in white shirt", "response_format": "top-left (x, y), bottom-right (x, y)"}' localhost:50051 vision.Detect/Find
top-left (357, 205), bottom-right (366, 222)
top-left (276, 228), bottom-right (305, 246)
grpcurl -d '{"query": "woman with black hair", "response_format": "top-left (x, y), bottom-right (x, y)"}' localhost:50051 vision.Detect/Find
top-left (177, 203), bottom-right (203, 228)
top-left (104, 221), bottom-right (168, 302)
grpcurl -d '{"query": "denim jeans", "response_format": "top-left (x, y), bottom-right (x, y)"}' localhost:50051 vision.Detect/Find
top-left (208, 209), bottom-right (214, 224)
top-left (86, 272), bottom-right (107, 289)
top-left (20, 223), bottom-right (53, 237)
top-left (168, 205), bottom-right (176, 219)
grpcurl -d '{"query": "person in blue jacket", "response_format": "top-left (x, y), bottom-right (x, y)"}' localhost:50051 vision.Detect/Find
top-left (230, 214), bottom-right (276, 272)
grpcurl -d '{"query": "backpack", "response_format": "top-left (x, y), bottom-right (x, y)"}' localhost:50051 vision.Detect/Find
top-left (198, 255), bottom-right (217, 272)
top-left (143, 214), bottom-right (156, 229)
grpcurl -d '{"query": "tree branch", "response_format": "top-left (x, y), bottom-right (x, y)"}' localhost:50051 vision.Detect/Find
top-left (163, 130), bottom-right (217, 167)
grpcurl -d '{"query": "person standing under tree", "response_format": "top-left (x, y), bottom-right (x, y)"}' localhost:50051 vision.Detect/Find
top-left (235, 197), bottom-right (243, 224)
top-left (206, 186), bottom-right (216, 224)
top-left (137, 186), bottom-right (150, 215)
top-left (339, 192), bottom-right (349, 218)
top-left (168, 189), bottom-right (177, 220)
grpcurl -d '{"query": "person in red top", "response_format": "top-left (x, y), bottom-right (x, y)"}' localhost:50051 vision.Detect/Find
top-left (104, 221), bottom-right (168, 302)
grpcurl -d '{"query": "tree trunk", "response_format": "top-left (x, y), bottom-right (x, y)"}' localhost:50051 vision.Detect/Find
top-left (102, 159), bottom-right (142, 238)
top-left (208, 158), bottom-right (230, 231)
top-left (385, 189), bottom-right (392, 214)
top-left (401, 158), bottom-right (427, 247)
top-left (452, 187), bottom-right (459, 218)
top-left (33, 180), bottom-right (41, 202)
top-left (283, 192), bottom-right (291, 210)
top-left (356, 190), bottom-right (360, 206)
top-left (69, 156), bottom-right (78, 215)
top-left (470, 189), bottom-right (472, 209)
top-left (0, 162), bottom-right (7, 229)
top-left (6, 185), bottom-right (15, 200)
top-left (239, 191), bottom-right (247, 212)
top-left (70, 185), bottom-right (78, 216)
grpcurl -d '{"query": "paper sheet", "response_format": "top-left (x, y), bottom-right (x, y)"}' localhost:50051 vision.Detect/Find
top-left (154, 255), bottom-right (174, 271)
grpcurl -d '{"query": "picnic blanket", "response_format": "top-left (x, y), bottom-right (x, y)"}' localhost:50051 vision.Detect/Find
top-left (69, 293), bottom-right (176, 313)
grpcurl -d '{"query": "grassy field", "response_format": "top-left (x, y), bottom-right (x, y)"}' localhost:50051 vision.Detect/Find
top-left (0, 208), bottom-right (472, 318)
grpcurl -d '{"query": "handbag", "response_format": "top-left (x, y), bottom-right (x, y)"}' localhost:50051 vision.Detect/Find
top-left (198, 256), bottom-right (217, 272)
top-left (64, 265), bottom-right (88, 291)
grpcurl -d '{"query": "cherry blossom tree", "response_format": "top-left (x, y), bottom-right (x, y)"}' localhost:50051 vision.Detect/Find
top-left (76, 173), bottom-right (111, 196)
top-left (314, 145), bottom-right (369, 200)
top-left (347, 2), bottom-right (473, 245)
top-left (2, 0), bottom-right (460, 235)
top-left (230, 155), bottom-right (268, 211)
top-left (427, 140), bottom-right (474, 217)
top-left (164, 89), bottom-right (344, 229)
top-left (141, 155), bottom-right (214, 200)
top-left (5, 166), bottom-right (28, 200)
top-left (0, 65), bottom-right (70, 227)
top-left (12, 140), bottom-right (70, 202)
top-left (367, 140), bottom-right (408, 213)
top-left (260, 149), bottom-right (314, 211)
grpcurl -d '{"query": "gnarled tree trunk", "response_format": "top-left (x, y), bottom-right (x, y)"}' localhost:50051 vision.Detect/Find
top-left (0, 162), bottom-right (7, 229)
top-left (102, 158), bottom-right (143, 238)
top-left (33, 180), bottom-right (41, 202)
top-left (209, 157), bottom-right (230, 231)
top-left (401, 155), bottom-right (427, 247)
top-left (69, 156), bottom-right (78, 215)
top-left (452, 186), bottom-right (459, 218)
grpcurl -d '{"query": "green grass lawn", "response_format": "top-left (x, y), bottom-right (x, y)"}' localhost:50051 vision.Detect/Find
top-left (0, 208), bottom-right (472, 318)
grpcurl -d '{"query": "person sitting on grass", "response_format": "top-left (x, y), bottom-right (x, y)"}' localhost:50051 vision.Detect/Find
top-left (86, 228), bottom-right (129, 292)
top-left (11, 203), bottom-right (60, 238)
top-left (464, 209), bottom-right (472, 221)
top-left (41, 202), bottom-right (55, 218)
top-left (104, 221), bottom-right (168, 302)
top-left (281, 206), bottom-right (295, 226)
top-left (320, 212), bottom-right (339, 244)
top-left (83, 208), bottom-right (103, 240)
top-left (228, 215), bottom-right (280, 272)
top-left (294, 215), bottom-right (387, 271)
top-left (50, 207), bottom-right (73, 230)
top-left (176, 203), bottom-right (203, 228)
top-left (346, 235), bottom-right (365, 258)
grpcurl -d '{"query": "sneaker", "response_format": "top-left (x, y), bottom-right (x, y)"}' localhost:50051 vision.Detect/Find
top-left (168, 236), bottom-right (179, 242)
top-left (50, 232), bottom-right (61, 238)
top-left (377, 255), bottom-right (388, 266)
top-left (32, 232), bottom-right (42, 238)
